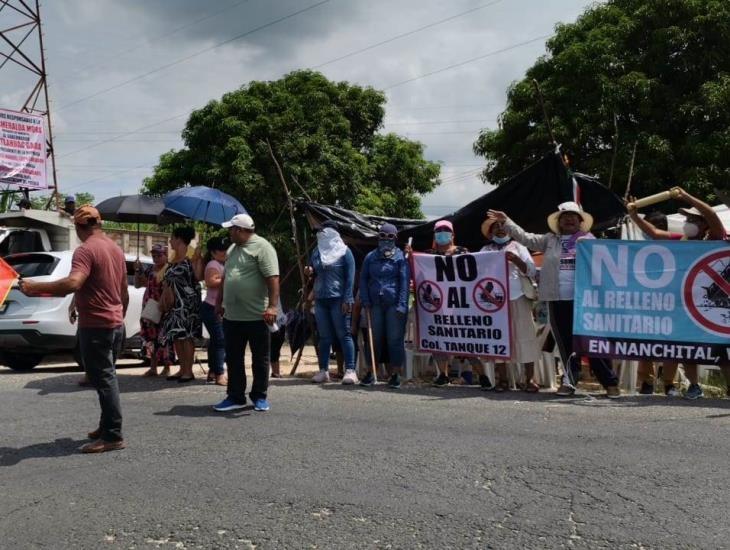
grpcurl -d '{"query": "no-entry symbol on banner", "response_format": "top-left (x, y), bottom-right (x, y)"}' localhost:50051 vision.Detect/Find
top-left (683, 249), bottom-right (730, 336)
top-left (472, 277), bottom-right (507, 313)
top-left (417, 280), bottom-right (442, 313)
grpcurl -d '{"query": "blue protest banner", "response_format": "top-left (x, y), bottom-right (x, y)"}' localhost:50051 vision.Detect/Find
top-left (573, 240), bottom-right (730, 362)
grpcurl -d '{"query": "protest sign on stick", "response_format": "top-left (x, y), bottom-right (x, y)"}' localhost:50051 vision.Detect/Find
top-left (411, 251), bottom-right (511, 359)
top-left (574, 240), bottom-right (730, 363)
top-left (0, 108), bottom-right (48, 190)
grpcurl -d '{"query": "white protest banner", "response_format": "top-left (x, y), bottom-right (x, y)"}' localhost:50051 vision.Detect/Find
top-left (0, 108), bottom-right (48, 190)
top-left (411, 251), bottom-right (511, 359)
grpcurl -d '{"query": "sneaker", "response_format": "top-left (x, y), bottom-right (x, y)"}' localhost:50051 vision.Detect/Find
top-left (342, 369), bottom-right (359, 385)
top-left (432, 373), bottom-right (449, 387)
top-left (388, 373), bottom-right (401, 389)
top-left (312, 370), bottom-right (330, 383)
top-left (665, 384), bottom-right (680, 397)
top-left (253, 398), bottom-right (270, 412)
top-left (639, 382), bottom-right (654, 395)
top-left (359, 372), bottom-right (375, 386)
top-left (213, 397), bottom-right (246, 412)
top-left (479, 374), bottom-right (493, 391)
top-left (555, 384), bottom-right (576, 397)
top-left (684, 383), bottom-right (703, 400)
top-left (606, 386), bottom-right (621, 399)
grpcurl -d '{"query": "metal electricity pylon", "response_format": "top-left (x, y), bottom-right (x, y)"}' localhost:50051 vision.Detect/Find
top-left (0, 0), bottom-right (58, 205)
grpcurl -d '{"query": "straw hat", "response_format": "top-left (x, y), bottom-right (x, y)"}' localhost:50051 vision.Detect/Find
top-left (546, 201), bottom-right (593, 234)
top-left (480, 218), bottom-right (499, 238)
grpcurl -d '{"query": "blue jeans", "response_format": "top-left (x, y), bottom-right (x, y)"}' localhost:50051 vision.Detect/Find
top-left (201, 302), bottom-right (225, 375)
top-left (315, 298), bottom-right (355, 372)
top-left (369, 303), bottom-right (406, 368)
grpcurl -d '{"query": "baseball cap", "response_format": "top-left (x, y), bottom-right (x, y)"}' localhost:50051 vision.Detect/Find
top-left (73, 205), bottom-right (101, 225)
top-left (434, 219), bottom-right (454, 232)
top-left (222, 213), bottom-right (255, 229)
top-left (65, 195), bottom-right (76, 204)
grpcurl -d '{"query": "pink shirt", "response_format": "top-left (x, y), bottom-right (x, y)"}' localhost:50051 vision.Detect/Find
top-left (71, 233), bottom-right (126, 328)
top-left (203, 260), bottom-right (224, 305)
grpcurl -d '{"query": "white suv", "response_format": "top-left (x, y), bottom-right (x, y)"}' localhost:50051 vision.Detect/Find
top-left (0, 250), bottom-right (149, 370)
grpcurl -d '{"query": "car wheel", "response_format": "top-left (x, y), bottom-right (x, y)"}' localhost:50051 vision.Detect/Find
top-left (1, 352), bottom-right (44, 371)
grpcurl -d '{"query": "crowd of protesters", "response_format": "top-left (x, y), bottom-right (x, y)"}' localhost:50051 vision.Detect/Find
top-left (16, 188), bottom-right (730, 454)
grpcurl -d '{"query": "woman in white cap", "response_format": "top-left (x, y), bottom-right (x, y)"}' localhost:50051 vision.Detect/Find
top-left (487, 203), bottom-right (621, 398)
top-left (480, 217), bottom-right (540, 392)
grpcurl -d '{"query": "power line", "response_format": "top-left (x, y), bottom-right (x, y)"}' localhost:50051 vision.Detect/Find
top-left (384, 33), bottom-right (552, 90)
top-left (312, 0), bottom-right (504, 69)
top-left (56, 0), bottom-right (332, 112)
top-left (63, 163), bottom-right (153, 192)
top-left (384, 119), bottom-right (489, 125)
top-left (56, 0), bottom-right (252, 82)
top-left (57, 112), bottom-right (190, 158)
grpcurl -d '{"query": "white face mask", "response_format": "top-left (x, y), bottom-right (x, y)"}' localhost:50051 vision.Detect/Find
top-left (682, 221), bottom-right (700, 239)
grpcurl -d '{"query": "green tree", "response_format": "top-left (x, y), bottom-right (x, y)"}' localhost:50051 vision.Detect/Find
top-left (473, 0), bottom-right (730, 203)
top-left (143, 70), bottom-right (440, 258)
top-left (28, 191), bottom-right (94, 210)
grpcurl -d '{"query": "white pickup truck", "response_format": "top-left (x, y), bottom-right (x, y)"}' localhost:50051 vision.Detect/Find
top-left (0, 208), bottom-right (79, 256)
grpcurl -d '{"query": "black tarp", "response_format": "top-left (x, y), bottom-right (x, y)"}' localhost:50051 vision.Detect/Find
top-left (301, 152), bottom-right (626, 255)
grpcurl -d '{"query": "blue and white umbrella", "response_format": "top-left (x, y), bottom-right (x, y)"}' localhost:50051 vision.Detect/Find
top-left (162, 186), bottom-right (246, 226)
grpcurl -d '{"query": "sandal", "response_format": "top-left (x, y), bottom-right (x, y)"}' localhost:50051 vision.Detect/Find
top-left (142, 368), bottom-right (158, 377)
top-left (524, 381), bottom-right (540, 393)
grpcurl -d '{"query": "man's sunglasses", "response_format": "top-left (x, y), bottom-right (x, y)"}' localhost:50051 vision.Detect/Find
top-left (378, 233), bottom-right (396, 240)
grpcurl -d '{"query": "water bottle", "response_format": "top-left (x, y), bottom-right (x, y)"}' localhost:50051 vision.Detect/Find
top-left (267, 322), bottom-right (279, 333)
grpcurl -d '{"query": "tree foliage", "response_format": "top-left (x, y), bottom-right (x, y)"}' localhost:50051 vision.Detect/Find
top-left (27, 191), bottom-right (94, 210)
top-left (143, 70), bottom-right (440, 258)
top-left (473, 0), bottom-right (730, 203)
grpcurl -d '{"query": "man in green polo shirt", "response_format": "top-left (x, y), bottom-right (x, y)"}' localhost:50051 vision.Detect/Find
top-left (213, 213), bottom-right (279, 413)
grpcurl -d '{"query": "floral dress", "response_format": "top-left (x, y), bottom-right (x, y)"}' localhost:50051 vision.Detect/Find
top-left (140, 266), bottom-right (176, 366)
top-left (160, 258), bottom-right (202, 344)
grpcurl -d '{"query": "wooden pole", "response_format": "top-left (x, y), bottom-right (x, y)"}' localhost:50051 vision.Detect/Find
top-left (365, 307), bottom-right (378, 383)
top-left (607, 113), bottom-right (619, 190)
top-left (531, 79), bottom-right (558, 148)
top-left (267, 139), bottom-right (306, 291)
top-left (623, 141), bottom-right (639, 202)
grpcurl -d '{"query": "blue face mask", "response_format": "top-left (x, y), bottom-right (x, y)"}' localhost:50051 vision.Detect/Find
top-left (434, 231), bottom-right (452, 246)
top-left (378, 239), bottom-right (395, 252)
top-left (491, 235), bottom-right (510, 245)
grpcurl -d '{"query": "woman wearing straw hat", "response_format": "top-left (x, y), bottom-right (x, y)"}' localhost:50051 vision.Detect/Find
top-left (480, 217), bottom-right (541, 392)
top-left (487, 202), bottom-right (621, 398)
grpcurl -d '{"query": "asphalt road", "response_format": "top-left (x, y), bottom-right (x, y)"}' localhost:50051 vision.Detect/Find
top-left (1, 360), bottom-right (730, 549)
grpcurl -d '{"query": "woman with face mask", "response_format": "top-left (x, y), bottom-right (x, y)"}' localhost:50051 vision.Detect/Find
top-left (407, 220), bottom-right (476, 387)
top-left (480, 218), bottom-right (541, 393)
top-left (359, 223), bottom-right (409, 388)
top-left (627, 188), bottom-right (728, 399)
top-left (487, 203), bottom-right (621, 399)
top-left (306, 221), bottom-right (357, 384)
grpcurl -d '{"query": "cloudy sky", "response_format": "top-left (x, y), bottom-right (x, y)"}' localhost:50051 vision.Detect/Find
top-left (2, 0), bottom-right (596, 217)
